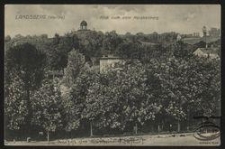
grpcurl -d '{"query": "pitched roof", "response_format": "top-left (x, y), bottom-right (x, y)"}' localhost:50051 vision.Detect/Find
top-left (195, 48), bottom-right (219, 55)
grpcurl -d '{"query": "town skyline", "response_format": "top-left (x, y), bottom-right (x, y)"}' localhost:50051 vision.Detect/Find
top-left (5, 5), bottom-right (220, 38)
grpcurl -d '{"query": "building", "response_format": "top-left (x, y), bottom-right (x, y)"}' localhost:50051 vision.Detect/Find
top-left (80, 20), bottom-right (88, 30)
top-left (193, 48), bottom-right (220, 59)
top-left (100, 55), bottom-right (125, 73)
top-left (208, 28), bottom-right (221, 37)
top-left (192, 32), bottom-right (200, 37)
top-left (182, 32), bottom-right (200, 38)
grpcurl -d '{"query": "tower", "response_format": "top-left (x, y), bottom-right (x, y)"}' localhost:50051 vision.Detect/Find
top-left (202, 26), bottom-right (207, 48)
top-left (80, 20), bottom-right (87, 30)
top-left (202, 26), bottom-right (207, 37)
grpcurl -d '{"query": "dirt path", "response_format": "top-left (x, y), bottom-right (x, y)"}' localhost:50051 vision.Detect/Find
top-left (5, 133), bottom-right (220, 146)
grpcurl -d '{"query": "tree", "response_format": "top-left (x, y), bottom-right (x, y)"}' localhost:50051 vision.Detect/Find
top-left (102, 31), bottom-right (123, 55)
top-left (187, 57), bottom-right (221, 116)
top-left (61, 49), bottom-right (94, 135)
top-left (62, 49), bottom-right (87, 87)
top-left (4, 75), bottom-right (27, 131)
top-left (81, 68), bottom-right (100, 136)
top-left (77, 30), bottom-right (104, 57)
top-left (5, 43), bottom-right (46, 134)
top-left (173, 41), bottom-right (193, 58)
top-left (194, 41), bottom-right (206, 48)
top-left (61, 96), bottom-right (80, 133)
top-left (85, 60), bottom-right (158, 134)
top-left (115, 39), bottom-right (144, 59)
top-left (31, 80), bottom-right (63, 141)
top-left (46, 33), bottom-right (74, 71)
top-left (14, 34), bottom-right (24, 40)
top-left (5, 35), bottom-right (11, 42)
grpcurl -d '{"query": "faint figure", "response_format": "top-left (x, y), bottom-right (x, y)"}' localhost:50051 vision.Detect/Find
top-left (169, 124), bottom-right (172, 133)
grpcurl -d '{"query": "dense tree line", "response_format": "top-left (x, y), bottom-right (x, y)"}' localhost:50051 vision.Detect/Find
top-left (4, 31), bottom-right (220, 141)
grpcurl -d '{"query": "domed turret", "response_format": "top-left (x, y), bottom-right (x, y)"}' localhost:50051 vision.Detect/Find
top-left (80, 20), bottom-right (87, 30)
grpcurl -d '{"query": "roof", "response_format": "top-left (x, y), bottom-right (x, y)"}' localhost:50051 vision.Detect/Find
top-left (195, 48), bottom-right (219, 55)
top-left (80, 20), bottom-right (87, 26)
top-left (194, 48), bottom-right (220, 59)
top-left (100, 55), bottom-right (124, 60)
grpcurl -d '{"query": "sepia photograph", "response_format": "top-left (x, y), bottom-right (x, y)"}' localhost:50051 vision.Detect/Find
top-left (4, 4), bottom-right (221, 146)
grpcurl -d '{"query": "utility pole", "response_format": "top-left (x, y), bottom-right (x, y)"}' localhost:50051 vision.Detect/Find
top-left (202, 26), bottom-right (207, 49)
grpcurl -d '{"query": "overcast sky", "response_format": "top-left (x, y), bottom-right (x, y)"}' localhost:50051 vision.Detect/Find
top-left (5, 5), bottom-right (221, 38)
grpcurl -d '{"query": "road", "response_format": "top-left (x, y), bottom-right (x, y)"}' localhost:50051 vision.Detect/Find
top-left (5, 133), bottom-right (220, 146)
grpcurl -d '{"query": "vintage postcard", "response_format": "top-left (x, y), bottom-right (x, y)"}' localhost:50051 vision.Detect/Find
top-left (4, 4), bottom-right (221, 146)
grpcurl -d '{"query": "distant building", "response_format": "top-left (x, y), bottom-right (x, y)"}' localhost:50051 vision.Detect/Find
top-left (193, 48), bottom-right (220, 59)
top-left (181, 32), bottom-right (200, 38)
top-left (100, 55), bottom-right (125, 73)
top-left (208, 28), bottom-right (221, 37)
top-left (192, 32), bottom-right (200, 37)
